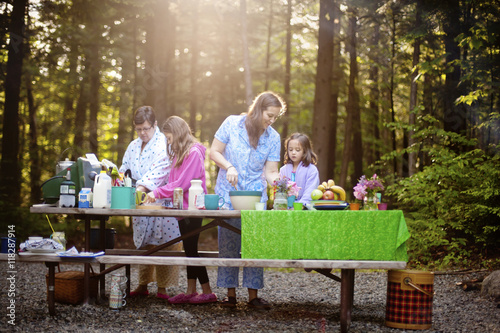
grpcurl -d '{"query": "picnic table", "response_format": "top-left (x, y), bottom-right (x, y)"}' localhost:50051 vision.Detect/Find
top-left (21, 206), bottom-right (409, 332)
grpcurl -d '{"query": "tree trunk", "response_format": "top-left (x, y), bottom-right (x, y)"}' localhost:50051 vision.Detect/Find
top-left (165, 0), bottom-right (176, 117)
top-left (0, 0), bottom-right (27, 209)
top-left (143, 0), bottom-right (169, 125)
top-left (368, 16), bottom-right (381, 167)
top-left (327, 0), bottom-right (340, 180)
top-left (389, 4), bottom-right (398, 174)
top-left (117, 15), bottom-right (135, 164)
top-left (340, 8), bottom-right (360, 189)
top-left (312, 0), bottom-right (334, 181)
top-left (442, 0), bottom-right (467, 138)
top-left (347, 8), bottom-right (362, 191)
top-left (264, 0), bottom-right (274, 91)
top-left (421, 58), bottom-right (434, 169)
top-left (281, 0), bottom-right (292, 164)
top-left (240, 0), bottom-right (253, 105)
top-left (189, 0), bottom-right (200, 132)
top-left (73, 74), bottom-right (88, 157)
top-left (63, 41), bottom-right (77, 139)
top-left (408, 0), bottom-right (422, 176)
top-left (132, 12), bottom-right (140, 143)
top-left (88, 41), bottom-right (100, 155)
top-left (25, 29), bottom-right (41, 205)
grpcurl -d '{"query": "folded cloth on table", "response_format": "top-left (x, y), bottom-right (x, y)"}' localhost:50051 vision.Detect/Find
top-left (20, 239), bottom-right (64, 252)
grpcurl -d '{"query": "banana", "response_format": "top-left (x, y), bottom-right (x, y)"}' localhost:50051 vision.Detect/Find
top-left (331, 185), bottom-right (346, 201)
top-left (319, 179), bottom-right (343, 198)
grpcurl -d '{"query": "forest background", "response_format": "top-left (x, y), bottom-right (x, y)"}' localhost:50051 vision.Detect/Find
top-left (0, 0), bottom-right (499, 270)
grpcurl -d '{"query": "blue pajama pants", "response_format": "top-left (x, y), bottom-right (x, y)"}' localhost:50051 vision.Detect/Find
top-left (217, 218), bottom-right (264, 289)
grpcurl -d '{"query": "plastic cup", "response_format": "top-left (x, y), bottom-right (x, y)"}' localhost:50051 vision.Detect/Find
top-left (350, 203), bottom-right (360, 211)
top-left (378, 203), bottom-right (388, 210)
top-left (255, 202), bottom-right (266, 210)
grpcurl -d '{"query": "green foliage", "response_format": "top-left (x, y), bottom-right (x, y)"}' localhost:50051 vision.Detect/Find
top-left (387, 122), bottom-right (500, 269)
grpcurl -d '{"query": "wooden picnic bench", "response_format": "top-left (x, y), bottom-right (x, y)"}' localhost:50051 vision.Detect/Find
top-left (18, 206), bottom-right (409, 332)
top-left (4, 252), bottom-right (405, 333)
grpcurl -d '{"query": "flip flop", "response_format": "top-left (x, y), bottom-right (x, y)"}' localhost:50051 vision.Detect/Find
top-left (220, 296), bottom-right (237, 308)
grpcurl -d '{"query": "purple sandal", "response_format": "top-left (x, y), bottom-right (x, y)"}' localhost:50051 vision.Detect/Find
top-left (168, 292), bottom-right (198, 304)
top-left (156, 292), bottom-right (170, 300)
top-left (189, 293), bottom-right (218, 304)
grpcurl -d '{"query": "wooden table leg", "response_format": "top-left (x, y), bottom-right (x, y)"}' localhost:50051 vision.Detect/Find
top-left (126, 264), bottom-right (131, 294)
top-left (99, 218), bottom-right (106, 302)
top-left (340, 269), bottom-right (355, 333)
top-left (45, 262), bottom-right (57, 316)
top-left (83, 218), bottom-right (91, 304)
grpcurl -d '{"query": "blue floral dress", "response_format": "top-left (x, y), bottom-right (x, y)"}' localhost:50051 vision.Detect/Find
top-left (214, 115), bottom-right (281, 208)
top-left (214, 115), bottom-right (281, 290)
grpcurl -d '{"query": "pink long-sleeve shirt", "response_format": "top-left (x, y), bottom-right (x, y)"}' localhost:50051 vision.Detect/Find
top-left (153, 142), bottom-right (207, 209)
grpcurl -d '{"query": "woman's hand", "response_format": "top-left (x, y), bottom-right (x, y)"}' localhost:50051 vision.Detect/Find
top-left (145, 192), bottom-right (156, 204)
top-left (136, 185), bottom-right (148, 193)
top-left (264, 161), bottom-right (280, 185)
top-left (210, 138), bottom-right (239, 188)
top-left (226, 166), bottom-right (238, 189)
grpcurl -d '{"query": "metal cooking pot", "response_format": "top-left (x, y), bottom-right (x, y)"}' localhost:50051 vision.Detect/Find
top-left (56, 158), bottom-right (75, 174)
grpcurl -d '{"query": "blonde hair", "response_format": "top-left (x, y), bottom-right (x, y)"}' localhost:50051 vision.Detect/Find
top-left (283, 133), bottom-right (318, 166)
top-left (162, 116), bottom-right (196, 168)
top-left (245, 91), bottom-right (286, 148)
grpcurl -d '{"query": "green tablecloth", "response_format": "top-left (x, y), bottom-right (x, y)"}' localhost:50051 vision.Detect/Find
top-left (241, 210), bottom-right (410, 261)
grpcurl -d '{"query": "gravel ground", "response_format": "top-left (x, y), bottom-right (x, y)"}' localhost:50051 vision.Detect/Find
top-left (1, 262), bottom-right (498, 332)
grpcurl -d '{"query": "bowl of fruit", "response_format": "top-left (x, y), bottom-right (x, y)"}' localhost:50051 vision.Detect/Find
top-left (310, 179), bottom-right (349, 210)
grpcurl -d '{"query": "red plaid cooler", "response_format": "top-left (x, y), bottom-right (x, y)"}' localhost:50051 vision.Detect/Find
top-left (385, 270), bottom-right (434, 330)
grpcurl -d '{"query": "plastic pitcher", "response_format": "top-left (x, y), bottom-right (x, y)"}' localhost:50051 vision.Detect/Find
top-left (93, 171), bottom-right (112, 208)
top-left (51, 231), bottom-right (66, 251)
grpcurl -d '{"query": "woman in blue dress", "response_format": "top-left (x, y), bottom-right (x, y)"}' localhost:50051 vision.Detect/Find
top-left (209, 91), bottom-right (286, 309)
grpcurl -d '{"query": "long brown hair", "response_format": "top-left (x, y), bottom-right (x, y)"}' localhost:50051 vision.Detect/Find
top-left (283, 133), bottom-right (318, 166)
top-left (162, 116), bottom-right (196, 168)
top-left (245, 91), bottom-right (286, 148)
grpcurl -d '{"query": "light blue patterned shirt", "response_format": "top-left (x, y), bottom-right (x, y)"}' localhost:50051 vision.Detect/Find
top-left (214, 115), bottom-right (281, 209)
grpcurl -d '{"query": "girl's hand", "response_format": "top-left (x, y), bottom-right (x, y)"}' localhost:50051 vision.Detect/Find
top-left (145, 192), bottom-right (156, 204)
top-left (226, 166), bottom-right (238, 189)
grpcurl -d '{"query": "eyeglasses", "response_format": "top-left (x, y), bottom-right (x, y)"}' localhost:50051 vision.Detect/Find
top-left (135, 126), bottom-right (153, 133)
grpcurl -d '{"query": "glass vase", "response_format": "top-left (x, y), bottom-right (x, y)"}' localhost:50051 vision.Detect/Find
top-left (363, 194), bottom-right (378, 211)
top-left (273, 192), bottom-right (288, 210)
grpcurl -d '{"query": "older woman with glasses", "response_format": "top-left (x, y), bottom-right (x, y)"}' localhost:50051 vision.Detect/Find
top-left (119, 106), bottom-right (181, 300)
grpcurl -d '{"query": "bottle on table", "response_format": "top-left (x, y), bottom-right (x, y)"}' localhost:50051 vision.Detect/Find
top-left (188, 179), bottom-right (203, 210)
top-left (59, 168), bottom-right (76, 208)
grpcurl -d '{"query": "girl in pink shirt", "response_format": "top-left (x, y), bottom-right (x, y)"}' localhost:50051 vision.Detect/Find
top-left (146, 116), bottom-right (217, 304)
